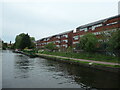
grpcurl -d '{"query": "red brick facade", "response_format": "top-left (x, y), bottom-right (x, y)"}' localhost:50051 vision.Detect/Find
top-left (36, 31), bottom-right (73, 50)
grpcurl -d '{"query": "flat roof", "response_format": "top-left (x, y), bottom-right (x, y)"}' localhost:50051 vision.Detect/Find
top-left (77, 14), bottom-right (120, 29)
top-left (37, 30), bottom-right (73, 41)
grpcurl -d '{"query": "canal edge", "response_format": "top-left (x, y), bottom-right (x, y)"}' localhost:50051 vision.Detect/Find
top-left (36, 53), bottom-right (120, 73)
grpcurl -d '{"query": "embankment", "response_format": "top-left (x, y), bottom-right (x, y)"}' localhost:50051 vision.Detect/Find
top-left (37, 53), bottom-right (120, 73)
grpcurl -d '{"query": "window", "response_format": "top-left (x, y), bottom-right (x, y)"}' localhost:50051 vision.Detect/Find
top-left (56, 36), bottom-right (60, 39)
top-left (46, 38), bottom-right (50, 41)
top-left (89, 27), bottom-right (92, 30)
top-left (80, 35), bottom-right (84, 37)
top-left (47, 42), bottom-right (50, 44)
top-left (73, 36), bottom-right (79, 40)
top-left (79, 28), bottom-right (88, 31)
top-left (62, 40), bottom-right (68, 43)
top-left (56, 40), bottom-right (60, 43)
top-left (43, 39), bottom-right (47, 41)
top-left (62, 34), bottom-right (68, 38)
top-left (92, 24), bottom-right (102, 30)
top-left (93, 32), bottom-right (101, 35)
top-left (106, 21), bottom-right (118, 26)
top-left (52, 41), bottom-right (55, 44)
top-left (56, 45), bottom-right (60, 47)
top-left (73, 41), bottom-right (79, 44)
top-left (62, 44), bottom-right (68, 48)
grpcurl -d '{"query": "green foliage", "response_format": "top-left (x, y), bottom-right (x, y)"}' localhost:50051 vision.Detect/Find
top-left (20, 34), bottom-right (31, 49)
top-left (108, 29), bottom-right (120, 51)
top-left (30, 42), bottom-right (36, 49)
top-left (79, 33), bottom-right (98, 52)
top-left (29, 37), bottom-right (36, 49)
top-left (2, 41), bottom-right (8, 50)
top-left (30, 37), bottom-right (35, 41)
top-left (45, 42), bottom-right (56, 51)
top-left (14, 33), bottom-right (25, 49)
top-left (40, 51), bottom-right (119, 63)
top-left (98, 31), bottom-right (114, 51)
top-left (75, 43), bottom-right (81, 50)
top-left (67, 46), bottom-right (73, 52)
top-left (14, 33), bottom-right (35, 50)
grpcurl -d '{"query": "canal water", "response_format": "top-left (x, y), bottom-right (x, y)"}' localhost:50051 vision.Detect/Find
top-left (2, 50), bottom-right (120, 89)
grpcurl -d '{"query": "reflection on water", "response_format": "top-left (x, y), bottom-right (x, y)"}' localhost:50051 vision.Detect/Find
top-left (41, 60), bottom-right (120, 88)
top-left (2, 50), bottom-right (120, 89)
top-left (14, 55), bottom-right (34, 79)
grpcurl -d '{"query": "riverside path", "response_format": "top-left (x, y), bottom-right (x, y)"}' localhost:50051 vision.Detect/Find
top-left (37, 53), bottom-right (120, 66)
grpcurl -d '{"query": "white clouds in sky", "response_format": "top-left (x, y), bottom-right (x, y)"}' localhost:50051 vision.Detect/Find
top-left (0, 0), bottom-right (119, 42)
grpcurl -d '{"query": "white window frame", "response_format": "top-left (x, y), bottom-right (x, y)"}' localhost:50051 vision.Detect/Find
top-left (92, 24), bottom-right (102, 30)
top-left (73, 36), bottom-right (79, 40)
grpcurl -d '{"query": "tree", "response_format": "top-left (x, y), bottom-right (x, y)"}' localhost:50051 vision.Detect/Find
top-left (20, 34), bottom-right (31, 49)
top-left (14, 33), bottom-right (35, 50)
top-left (30, 37), bottom-right (35, 41)
top-left (30, 37), bottom-right (36, 49)
top-left (67, 46), bottom-right (73, 52)
top-left (98, 30), bottom-right (114, 51)
top-left (45, 42), bottom-right (56, 51)
top-left (2, 41), bottom-right (8, 50)
top-left (75, 43), bottom-right (81, 50)
top-left (0, 39), bottom-right (2, 49)
top-left (108, 29), bottom-right (120, 51)
top-left (79, 33), bottom-right (98, 52)
top-left (14, 33), bottom-right (25, 49)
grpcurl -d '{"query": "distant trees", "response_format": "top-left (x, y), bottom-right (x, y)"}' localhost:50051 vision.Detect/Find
top-left (14, 33), bottom-right (35, 50)
top-left (0, 39), bottom-right (2, 49)
top-left (2, 41), bottom-right (8, 50)
top-left (78, 33), bottom-right (98, 52)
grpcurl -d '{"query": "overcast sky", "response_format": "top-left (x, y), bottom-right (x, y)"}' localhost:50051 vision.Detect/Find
top-left (0, 0), bottom-right (119, 43)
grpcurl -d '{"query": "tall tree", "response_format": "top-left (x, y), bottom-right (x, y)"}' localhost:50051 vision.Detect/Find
top-left (20, 34), bottom-right (31, 49)
top-left (79, 33), bottom-right (98, 52)
top-left (108, 29), bottom-right (120, 51)
top-left (30, 37), bottom-right (36, 49)
top-left (14, 33), bottom-right (35, 49)
top-left (14, 33), bottom-right (25, 49)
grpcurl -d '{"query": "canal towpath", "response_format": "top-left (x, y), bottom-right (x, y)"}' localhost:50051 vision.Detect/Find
top-left (36, 53), bottom-right (120, 66)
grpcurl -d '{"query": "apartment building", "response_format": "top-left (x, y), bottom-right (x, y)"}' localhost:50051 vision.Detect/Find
top-left (36, 15), bottom-right (120, 50)
top-left (72, 15), bottom-right (120, 47)
top-left (36, 30), bottom-right (73, 50)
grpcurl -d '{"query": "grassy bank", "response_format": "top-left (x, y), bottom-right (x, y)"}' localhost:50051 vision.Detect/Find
top-left (40, 51), bottom-right (119, 63)
top-left (37, 53), bottom-right (120, 73)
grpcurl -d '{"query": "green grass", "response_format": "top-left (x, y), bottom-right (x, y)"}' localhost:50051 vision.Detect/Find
top-left (39, 51), bottom-right (119, 63)
top-left (39, 54), bottom-right (120, 68)
top-left (92, 63), bottom-right (120, 68)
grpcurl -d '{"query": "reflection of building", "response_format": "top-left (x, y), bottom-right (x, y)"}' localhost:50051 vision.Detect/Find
top-left (36, 15), bottom-right (120, 50)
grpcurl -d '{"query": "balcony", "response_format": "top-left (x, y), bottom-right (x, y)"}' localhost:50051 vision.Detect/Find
top-left (61, 36), bottom-right (68, 40)
top-left (55, 42), bottom-right (60, 45)
top-left (61, 41), bottom-right (68, 45)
